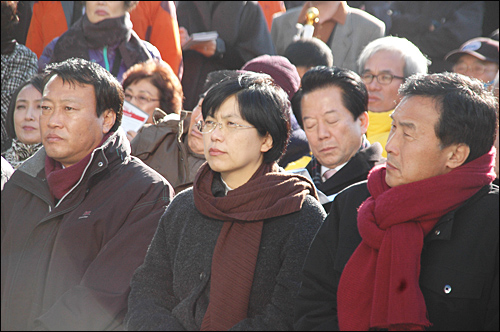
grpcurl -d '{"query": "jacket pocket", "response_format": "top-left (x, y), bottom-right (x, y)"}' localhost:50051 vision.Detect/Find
top-left (420, 265), bottom-right (484, 299)
top-left (419, 265), bottom-right (486, 330)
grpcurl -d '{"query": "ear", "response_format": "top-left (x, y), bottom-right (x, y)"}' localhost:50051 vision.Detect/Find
top-left (260, 133), bottom-right (273, 153)
top-left (101, 109), bottom-right (116, 134)
top-left (445, 143), bottom-right (470, 170)
top-left (358, 111), bottom-right (369, 135)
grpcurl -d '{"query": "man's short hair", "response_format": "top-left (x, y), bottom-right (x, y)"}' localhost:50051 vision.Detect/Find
top-left (300, 66), bottom-right (368, 121)
top-left (284, 37), bottom-right (334, 69)
top-left (43, 57), bottom-right (124, 132)
top-left (202, 73), bottom-right (291, 164)
top-left (357, 36), bottom-right (430, 78)
top-left (399, 72), bottom-right (498, 163)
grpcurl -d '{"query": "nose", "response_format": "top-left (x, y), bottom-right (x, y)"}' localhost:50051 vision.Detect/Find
top-left (385, 128), bottom-right (398, 155)
top-left (25, 106), bottom-right (36, 121)
top-left (316, 121), bottom-right (331, 140)
top-left (367, 79), bottom-right (382, 91)
top-left (210, 122), bottom-right (224, 141)
top-left (46, 109), bottom-right (64, 129)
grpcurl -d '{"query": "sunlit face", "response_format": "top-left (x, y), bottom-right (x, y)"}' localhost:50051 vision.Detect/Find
top-left (85, 1), bottom-right (127, 24)
top-left (187, 97), bottom-right (204, 155)
top-left (385, 96), bottom-right (456, 187)
top-left (301, 86), bottom-right (368, 169)
top-left (363, 50), bottom-right (405, 113)
top-left (13, 84), bottom-right (42, 145)
top-left (124, 78), bottom-right (160, 124)
top-left (40, 76), bottom-right (115, 168)
top-left (453, 54), bottom-right (498, 84)
top-left (202, 95), bottom-right (272, 189)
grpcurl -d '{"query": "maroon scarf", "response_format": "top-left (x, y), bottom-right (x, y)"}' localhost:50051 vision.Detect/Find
top-left (45, 133), bottom-right (112, 200)
top-left (337, 148), bottom-right (496, 331)
top-left (193, 162), bottom-right (318, 331)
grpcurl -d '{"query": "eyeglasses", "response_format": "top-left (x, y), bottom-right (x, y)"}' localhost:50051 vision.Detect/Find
top-left (124, 93), bottom-right (160, 104)
top-left (453, 62), bottom-right (498, 76)
top-left (361, 73), bottom-right (405, 85)
top-left (196, 119), bottom-right (255, 134)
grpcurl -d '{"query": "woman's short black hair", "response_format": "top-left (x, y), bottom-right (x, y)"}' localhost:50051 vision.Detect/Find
top-left (6, 74), bottom-right (45, 139)
top-left (202, 73), bottom-right (291, 164)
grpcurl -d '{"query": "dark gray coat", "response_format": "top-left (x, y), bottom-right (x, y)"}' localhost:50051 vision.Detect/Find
top-left (125, 182), bottom-right (326, 331)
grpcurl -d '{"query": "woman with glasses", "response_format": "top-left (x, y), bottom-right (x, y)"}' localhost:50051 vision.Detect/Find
top-left (125, 73), bottom-right (326, 330)
top-left (121, 59), bottom-right (183, 141)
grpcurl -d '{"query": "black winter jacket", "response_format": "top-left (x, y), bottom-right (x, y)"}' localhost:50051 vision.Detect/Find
top-left (295, 181), bottom-right (499, 331)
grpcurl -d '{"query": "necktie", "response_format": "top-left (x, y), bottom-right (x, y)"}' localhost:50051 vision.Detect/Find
top-left (322, 168), bottom-right (337, 182)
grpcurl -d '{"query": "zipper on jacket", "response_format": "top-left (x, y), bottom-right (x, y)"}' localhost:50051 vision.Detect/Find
top-left (55, 149), bottom-right (97, 208)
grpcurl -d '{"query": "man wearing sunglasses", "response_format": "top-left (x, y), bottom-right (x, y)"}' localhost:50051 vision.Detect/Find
top-left (357, 36), bottom-right (429, 157)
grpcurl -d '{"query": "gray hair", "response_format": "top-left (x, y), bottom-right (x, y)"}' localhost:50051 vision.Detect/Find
top-left (357, 36), bottom-right (430, 78)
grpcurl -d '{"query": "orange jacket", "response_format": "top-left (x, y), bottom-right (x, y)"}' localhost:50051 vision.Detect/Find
top-left (129, 1), bottom-right (183, 79)
top-left (258, 1), bottom-right (286, 31)
top-left (26, 1), bottom-right (70, 58)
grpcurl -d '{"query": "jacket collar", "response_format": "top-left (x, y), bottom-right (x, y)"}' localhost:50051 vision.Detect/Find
top-left (17, 130), bottom-right (130, 180)
top-left (424, 184), bottom-right (493, 243)
top-left (317, 142), bottom-right (384, 193)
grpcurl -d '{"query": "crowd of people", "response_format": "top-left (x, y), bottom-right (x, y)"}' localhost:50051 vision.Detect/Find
top-left (1, 1), bottom-right (499, 331)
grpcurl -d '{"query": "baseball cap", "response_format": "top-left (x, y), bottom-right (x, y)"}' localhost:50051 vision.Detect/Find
top-left (445, 37), bottom-right (499, 64)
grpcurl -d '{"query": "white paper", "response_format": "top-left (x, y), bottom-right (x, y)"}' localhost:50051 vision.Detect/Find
top-left (182, 31), bottom-right (219, 50)
top-left (120, 100), bottom-right (149, 133)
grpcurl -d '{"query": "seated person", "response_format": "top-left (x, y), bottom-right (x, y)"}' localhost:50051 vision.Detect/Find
top-left (125, 73), bottom-right (326, 330)
top-left (39, 1), bottom-right (161, 82)
top-left (295, 72), bottom-right (499, 331)
top-left (1, 58), bottom-right (174, 330)
top-left (130, 70), bottom-right (239, 193)
top-left (357, 36), bottom-right (429, 157)
top-left (445, 37), bottom-right (499, 87)
top-left (121, 59), bottom-right (183, 141)
top-left (299, 66), bottom-right (384, 212)
top-left (2, 74), bottom-right (44, 168)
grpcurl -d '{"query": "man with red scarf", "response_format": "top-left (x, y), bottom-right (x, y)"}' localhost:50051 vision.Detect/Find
top-left (294, 72), bottom-right (499, 331)
top-left (1, 58), bottom-right (174, 330)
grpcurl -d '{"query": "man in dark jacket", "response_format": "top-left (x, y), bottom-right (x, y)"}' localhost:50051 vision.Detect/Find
top-left (298, 66), bottom-right (384, 212)
top-left (294, 72), bottom-right (499, 331)
top-left (1, 58), bottom-right (174, 330)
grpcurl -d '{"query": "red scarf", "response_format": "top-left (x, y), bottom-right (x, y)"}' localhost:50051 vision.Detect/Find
top-left (193, 162), bottom-right (318, 331)
top-left (337, 148), bottom-right (496, 331)
top-left (45, 133), bottom-right (112, 200)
